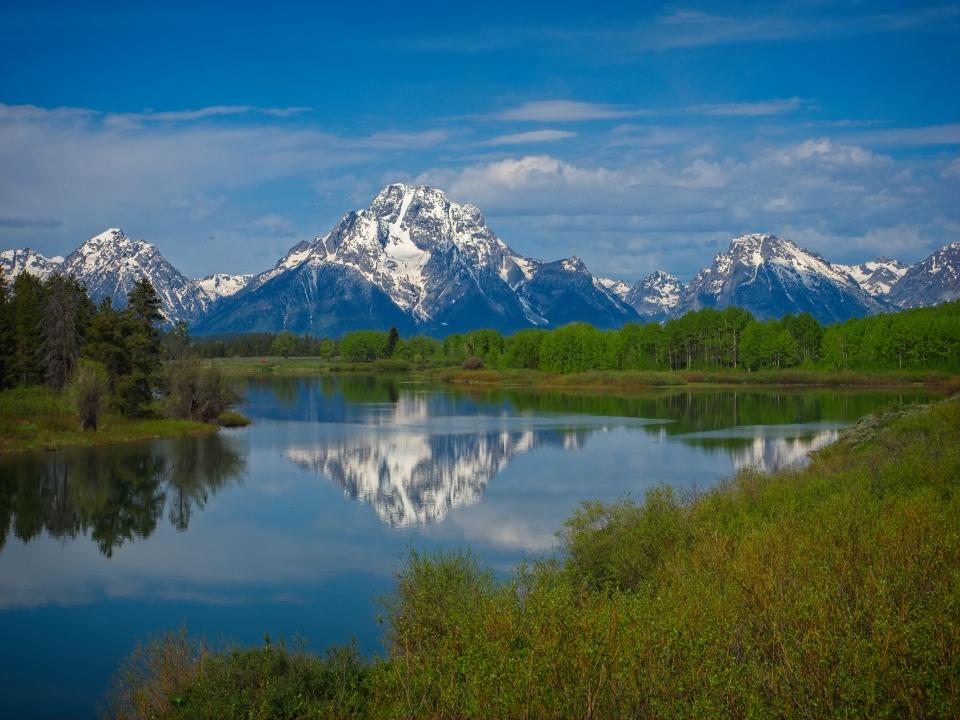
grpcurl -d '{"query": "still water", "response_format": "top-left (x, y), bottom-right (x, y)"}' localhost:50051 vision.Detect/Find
top-left (0, 376), bottom-right (930, 718)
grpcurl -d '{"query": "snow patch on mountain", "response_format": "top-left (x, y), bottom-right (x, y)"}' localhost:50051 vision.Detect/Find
top-left (61, 228), bottom-right (210, 323)
top-left (598, 277), bottom-right (631, 300)
top-left (682, 233), bottom-right (882, 323)
top-left (0, 248), bottom-right (64, 282)
top-left (197, 272), bottom-right (254, 300)
top-left (624, 271), bottom-right (684, 321)
top-left (888, 242), bottom-right (960, 308)
top-left (835, 258), bottom-right (908, 296)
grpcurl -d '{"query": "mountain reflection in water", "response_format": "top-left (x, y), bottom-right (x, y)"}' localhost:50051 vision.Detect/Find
top-left (286, 426), bottom-right (591, 527)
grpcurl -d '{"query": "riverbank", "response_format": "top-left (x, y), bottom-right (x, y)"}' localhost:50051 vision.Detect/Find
top-left (105, 394), bottom-right (960, 719)
top-left (213, 356), bottom-right (960, 391)
top-left (0, 387), bottom-right (222, 454)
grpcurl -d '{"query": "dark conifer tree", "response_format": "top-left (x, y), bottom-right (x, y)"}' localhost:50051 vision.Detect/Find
top-left (0, 276), bottom-right (14, 389)
top-left (11, 272), bottom-right (45, 386)
top-left (42, 275), bottom-right (84, 389)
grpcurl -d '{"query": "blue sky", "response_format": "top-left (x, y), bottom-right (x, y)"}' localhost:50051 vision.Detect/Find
top-left (1, 0), bottom-right (958, 281)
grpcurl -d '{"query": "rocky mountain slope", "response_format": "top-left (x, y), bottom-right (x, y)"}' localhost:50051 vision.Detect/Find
top-left (196, 184), bottom-right (638, 335)
top-left (887, 242), bottom-right (960, 308)
top-left (0, 248), bottom-right (63, 282)
top-left (624, 271), bottom-right (684, 322)
top-left (59, 229), bottom-right (210, 323)
top-left (680, 233), bottom-right (884, 324)
top-left (834, 258), bottom-right (908, 297)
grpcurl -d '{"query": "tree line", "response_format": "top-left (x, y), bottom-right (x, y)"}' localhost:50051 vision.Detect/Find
top-left (190, 301), bottom-right (960, 373)
top-left (0, 272), bottom-right (236, 429)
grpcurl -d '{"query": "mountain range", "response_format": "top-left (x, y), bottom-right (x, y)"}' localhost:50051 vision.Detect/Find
top-left (2, 183), bottom-right (958, 333)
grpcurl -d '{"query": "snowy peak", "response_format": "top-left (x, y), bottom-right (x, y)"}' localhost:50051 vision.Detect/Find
top-left (0, 248), bottom-right (64, 283)
top-left (196, 272), bottom-right (253, 301)
top-left (835, 257), bottom-right (909, 297)
top-left (60, 228), bottom-right (209, 323)
top-left (888, 242), bottom-right (960, 308)
top-left (682, 233), bottom-right (881, 323)
top-left (598, 277), bottom-right (631, 300)
top-left (625, 271), bottom-right (683, 320)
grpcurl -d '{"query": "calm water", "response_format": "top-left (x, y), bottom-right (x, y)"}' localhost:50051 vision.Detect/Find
top-left (0, 376), bottom-right (930, 718)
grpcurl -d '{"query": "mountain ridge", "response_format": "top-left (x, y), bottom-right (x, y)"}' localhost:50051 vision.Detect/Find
top-left (2, 184), bottom-right (958, 331)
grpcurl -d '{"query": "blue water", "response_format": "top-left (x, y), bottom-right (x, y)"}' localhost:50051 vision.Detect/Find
top-left (0, 377), bottom-right (927, 718)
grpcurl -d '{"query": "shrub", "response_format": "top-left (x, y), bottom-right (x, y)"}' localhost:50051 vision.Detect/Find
top-left (462, 356), bottom-right (484, 370)
top-left (68, 359), bottom-right (109, 431)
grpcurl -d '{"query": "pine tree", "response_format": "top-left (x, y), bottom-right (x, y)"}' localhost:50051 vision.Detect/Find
top-left (11, 272), bottom-right (45, 386)
top-left (0, 276), bottom-right (14, 389)
top-left (42, 275), bottom-right (83, 389)
top-left (116, 279), bottom-right (164, 416)
top-left (83, 297), bottom-right (130, 392)
top-left (386, 326), bottom-right (400, 357)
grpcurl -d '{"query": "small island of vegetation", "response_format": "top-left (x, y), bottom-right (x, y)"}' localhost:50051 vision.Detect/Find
top-left (0, 273), bottom-right (244, 454)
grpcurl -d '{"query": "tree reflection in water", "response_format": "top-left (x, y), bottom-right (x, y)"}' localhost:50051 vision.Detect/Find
top-left (0, 434), bottom-right (246, 557)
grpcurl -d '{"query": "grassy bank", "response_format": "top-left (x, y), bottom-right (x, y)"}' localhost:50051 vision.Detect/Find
top-left (0, 387), bottom-right (220, 454)
top-left (106, 395), bottom-right (960, 719)
top-left (212, 355), bottom-right (959, 391)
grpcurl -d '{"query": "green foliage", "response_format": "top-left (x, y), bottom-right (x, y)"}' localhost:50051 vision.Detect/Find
top-left (103, 634), bottom-right (371, 720)
top-left (11, 272), bottom-right (45, 385)
top-left (376, 398), bottom-right (960, 719)
top-left (68, 359), bottom-right (109, 430)
top-left (386, 326), bottom-right (400, 357)
top-left (502, 328), bottom-right (547, 369)
top-left (166, 360), bottom-right (239, 423)
top-left (0, 275), bottom-right (14, 389)
top-left (269, 331), bottom-right (298, 358)
top-left (340, 330), bottom-right (390, 362)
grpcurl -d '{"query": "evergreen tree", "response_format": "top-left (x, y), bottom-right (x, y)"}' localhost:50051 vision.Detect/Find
top-left (0, 276), bottom-right (14, 389)
top-left (83, 297), bottom-right (130, 393)
top-left (386, 326), bottom-right (400, 357)
top-left (117, 279), bottom-right (163, 416)
top-left (11, 272), bottom-right (45, 385)
top-left (42, 275), bottom-right (84, 389)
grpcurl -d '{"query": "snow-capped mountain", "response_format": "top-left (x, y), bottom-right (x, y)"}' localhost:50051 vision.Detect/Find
top-left (196, 184), bottom-right (638, 335)
top-left (197, 272), bottom-right (253, 301)
top-left (516, 256), bottom-right (639, 329)
top-left (61, 229), bottom-right (210, 323)
top-left (834, 258), bottom-right (908, 297)
top-left (680, 233), bottom-right (883, 324)
top-left (0, 248), bottom-right (64, 283)
top-left (887, 242), bottom-right (960, 308)
top-left (3, 191), bottom-right (957, 333)
top-left (624, 271), bottom-right (684, 322)
top-left (598, 277), bottom-right (631, 300)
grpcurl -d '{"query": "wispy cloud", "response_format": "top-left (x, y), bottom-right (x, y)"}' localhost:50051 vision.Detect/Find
top-left (687, 97), bottom-right (810, 116)
top-left (481, 129), bottom-right (577, 146)
top-left (0, 216), bottom-right (62, 229)
top-left (490, 100), bottom-right (643, 122)
top-left (851, 123), bottom-right (960, 146)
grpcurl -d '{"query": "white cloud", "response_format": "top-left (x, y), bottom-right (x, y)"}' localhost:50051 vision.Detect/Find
top-left (689, 97), bottom-right (809, 116)
top-left (480, 129), bottom-right (577, 146)
top-left (852, 123), bottom-right (960, 146)
top-left (490, 100), bottom-right (642, 122)
top-left (942, 157), bottom-right (960, 179)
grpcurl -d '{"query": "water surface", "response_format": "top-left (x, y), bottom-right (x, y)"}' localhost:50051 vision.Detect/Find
top-left (0, 376), bottom-right (929, 718)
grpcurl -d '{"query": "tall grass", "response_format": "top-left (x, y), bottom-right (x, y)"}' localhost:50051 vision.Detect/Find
top-left (106, 397), bottom-right (960, 719)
